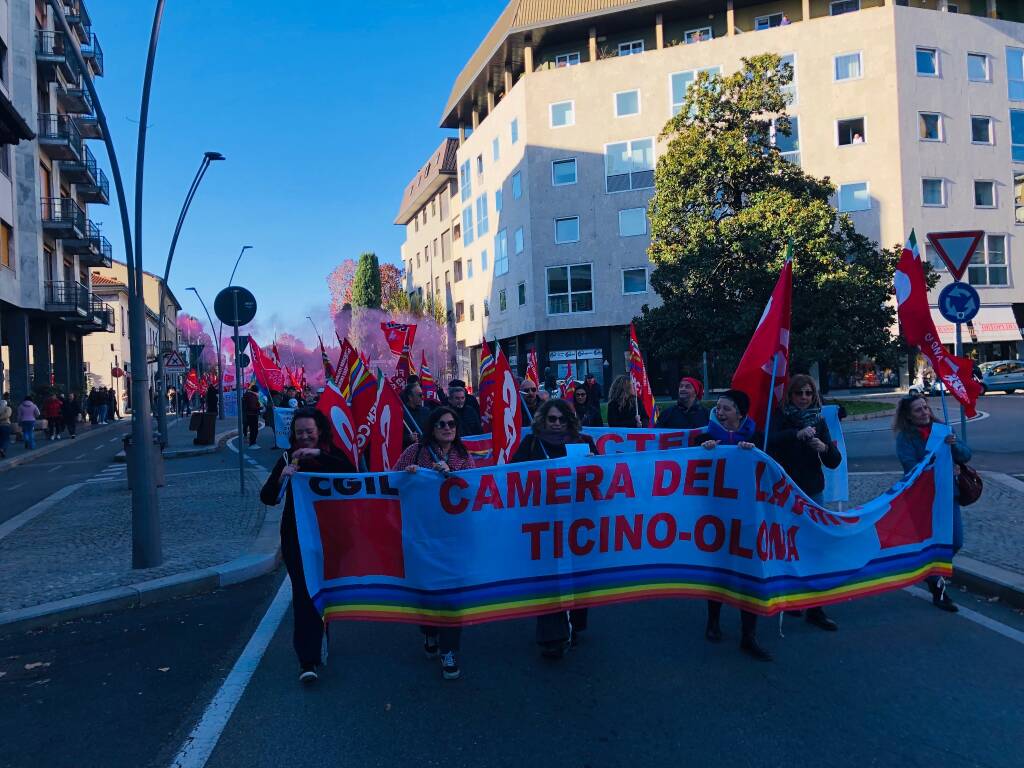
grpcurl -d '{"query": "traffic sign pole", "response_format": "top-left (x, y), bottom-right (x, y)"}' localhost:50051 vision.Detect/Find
top-left (956, 323), bottom-right (967, 441)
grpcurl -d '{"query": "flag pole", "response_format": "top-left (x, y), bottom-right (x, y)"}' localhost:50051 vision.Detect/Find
top-left (939, 384), bottom-right (950, 428)
top-left (763, 351), bottom-right (780, 452)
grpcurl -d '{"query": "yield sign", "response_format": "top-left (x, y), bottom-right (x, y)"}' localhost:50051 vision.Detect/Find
top-left (163, 351), bottom-right (188, 373)
top-left (926, 230), bottom-right (984, 281)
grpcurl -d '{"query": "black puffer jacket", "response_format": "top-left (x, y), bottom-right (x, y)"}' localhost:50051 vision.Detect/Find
top-left (767, 411), bottom-right (842, 496)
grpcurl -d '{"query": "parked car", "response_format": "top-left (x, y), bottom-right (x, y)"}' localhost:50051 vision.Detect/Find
top-left (925, 361), bottom-right (987, 396)
top-left (981, 360), bottom-right (1024, 394)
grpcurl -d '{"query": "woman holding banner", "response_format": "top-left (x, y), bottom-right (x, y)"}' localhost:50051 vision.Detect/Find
top-left (893, 395), bottom-right (972, 613)
top-left (767, 374), bottom-right (843, 632)
top-left (606, 375), bottom-right (646, 428)
top-left (512, 399), bottom-right (597, 658)
top-left (701, 389), bottom-right (773, 662)
top-left (396, 406), bottom-right (476, 681)
top-left (260, 407), bottom-right (357, 686)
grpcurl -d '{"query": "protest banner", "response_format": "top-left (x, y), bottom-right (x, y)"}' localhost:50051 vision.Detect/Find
top-left (223, 390), bottom-right (238, 418)
top-left (292, 427), bottom-right (954, 625)
top-left (821, 405), bottom-right (849, 504)
top-left (274, 407), bottom-right (295, 449)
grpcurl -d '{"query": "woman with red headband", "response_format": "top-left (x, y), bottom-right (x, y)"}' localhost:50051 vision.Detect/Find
top-left (656, 376), bottom-right (710, 429)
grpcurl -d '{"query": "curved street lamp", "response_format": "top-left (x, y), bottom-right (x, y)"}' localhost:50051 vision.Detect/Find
top-left (155, 151), bottom-right (225, 443)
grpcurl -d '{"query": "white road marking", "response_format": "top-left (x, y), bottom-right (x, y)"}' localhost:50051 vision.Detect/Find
top-left (109, 437), bottom-right (121, 443)
top-left (0, 484), bottom-right (81, 542)
top-left (169, 577), bottom-right (292, 768)
top-left (906, 586), bottom-right (1024, 646)
top-left (93, 445), bottom-right (106, 451)
top-left (46, 465), bottom-right (62, 473)
top-left (7, 482), bottom-right (25, 491)
top-left (75, 453), bottom-right (87, 459)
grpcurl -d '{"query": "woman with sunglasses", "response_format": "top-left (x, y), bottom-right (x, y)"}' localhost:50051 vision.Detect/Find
top-left (570, 383), bottom-right (604, 427)
top-left (396, 406), bottom-right (476, 680)
top-left (893, 394), bottom-right (971, 613)
top-left (511, 399), bottom-right (597, 658)
top-left (766, 374), bottom-right (843, 631)
top-left (260, 408), bottom-right (357, 686)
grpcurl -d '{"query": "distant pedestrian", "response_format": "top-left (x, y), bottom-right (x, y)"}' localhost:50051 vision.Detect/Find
top-left (657, 376), bottom-right (710, 430)
top-left (0, 393), bottom-right (12, 458)
top-left (243, 384), bottom-right (262, 446)
top-left (97, 386), bottom-right (109, 424)
top-left (260, 407), bottom-right (356, 685)
top-left (570, 383), bottom-right (603, 427)
top-left (108, 387), bottom-right (120, 420)
top-left (606, 375), bottom-right (646, 428)
top-left (401, 381), bottom-right (433, 444)
top-left (583, 372), bottom-right (603, 404)
top-left (43, 392), bottom-right (63, 440)
top-left (780, 12), bottom-right (791, 25)
top-left (894, 395), bottom-right (972, 613)
top-left (17, 396), bottom-right (40, 450)
top-left (447, 382), bottom-right (481, 435)
top-left (87, 388), bottom-right (98, 425)
top-left (62, 393), bottom-right (81, 439)
top-left (205, 384), bottom-right (219, 414)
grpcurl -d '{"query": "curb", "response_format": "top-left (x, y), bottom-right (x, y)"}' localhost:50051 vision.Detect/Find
top-left (954, 556), bottom-right (1024, 610)
top-left (842, 408), bottom-right (895, 422)
top-left (0, 483), bottom-right (281, 634)
top-left (112, 428), bottom-right (239, 463)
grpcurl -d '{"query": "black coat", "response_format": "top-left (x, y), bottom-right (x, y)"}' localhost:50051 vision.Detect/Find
top-left (656, 402), bottom-right (710, 430)
top-left (511, 433), bottom-right (597, 463)
top-left (607, 399), bottom-right (647, 428)
top-left (576, 403), bottom-right (603, 428)
top-left (452, 404), bottom-right (482, 436)
top-left (767, 411), bottom-right (842, 496)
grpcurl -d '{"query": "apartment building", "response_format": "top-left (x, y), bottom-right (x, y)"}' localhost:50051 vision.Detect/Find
top-left (0, 0), bottom-right (112, 402)
top-left (398, 0), bottom-right (1024, 390)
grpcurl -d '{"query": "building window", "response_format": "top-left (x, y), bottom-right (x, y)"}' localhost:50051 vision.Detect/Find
top-left (834, 52), bottom-right (862, 81)
top-left (514, 227), bottom-right (524, 254)
top-left (511, 118), bottom-right (519, 144)
top-left (605, 138), bottom-right (655, 192)
top-left (922, 178), bottom-right (945, 207)
top-left (547, 264), bottom-right (594, 314)
top-left (969, 235), bottom-right (1008, 286)
top-left (555, 216), bottom-right (580, 244)
top-left (837, 117), bottom-right (865, 145)
top-left (1015, 172), bottom-right (1024, 223)
top-left (771, 116), bottom-right (800, 164)
top-left (467, 258), bottom-right (474, 279)
top-left (469, 304), bottom-right (475, 322)
top-left (838, 182), bottom-right (870, 212)
top-left (481, 249), bottom-right (489, 271)
top-left (830, 0), bottom-right (860, 15)
top-left (780, 54), bottom-right (797, 104)
top-left (459, 160), bottom-right (472, 202)
top-left (754, 13), bottom-right (783, 30)
top-left (916, 47), bottom-right (938, 77)
top-left (512, 171), bottom-right (522, 199)
top-left (416, 251), bottom-right (421, 268)
top-left (974, 180), bottom-right (996, 208)
top-left (618, 40), bottom-right (644, 56)
top-left (622, 268), bottom-right (648, 294)
top-left (971, 116), bottom-right (993, 144)
top-left (484, 300), bottom-right (490, 317)
top-left (615, 90), bottom-right (640, 117)
top-left (476, 194), bottom-right (489, 236)
top-left (684, 27), bottom-right (711, 44)
top-left (462, 207), bottom-right (474, 245)
top-left (476, 154), bottom-right (484, 178)
top-left (455, 302), bottom-right (464, 322)
top-left (495, 189), bottom-right (503, 212)
top-left (498, 289), bottom-right (507, 311)
top-left (453, 259), bottom-right (463, 282)
top-left (619, 207), bottom-right (647, 237)
top-left (555, 52), bottom-right (580, 67)
top-left (495, 230), bottom-right (509, 275)
top-left (0, 220), bottom-right (13, 270)
top-left (1008, 48), bottom-right (1024, 100)
top-left (670, 66), bottom-right (721, 116)
top-left (552, 158), bottom-right (577, 186)
top-left (0, 146), bottom-right (9, 178)
top-left (550, 100), bottom-right (575, 128)
top-left (518, 282), bottom-right (526, 305)
top-left (968, 52), bottom-right (990, 82)
top-left (441, 230), bottom-right (451, 261)
top-left (492, 137), bottom-right (500, 162)
top-left (1012, 110), bottom-right (1024, 161)
top-left (919, 112), bottom-right (942, 141)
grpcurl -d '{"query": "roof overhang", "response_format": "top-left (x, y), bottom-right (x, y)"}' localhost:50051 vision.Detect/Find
top-left (0, 90), bottom-right (35, 144)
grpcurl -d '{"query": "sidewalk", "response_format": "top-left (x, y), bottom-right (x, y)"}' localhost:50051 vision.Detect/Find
top-left (0, 416), bottom-right (130, 474)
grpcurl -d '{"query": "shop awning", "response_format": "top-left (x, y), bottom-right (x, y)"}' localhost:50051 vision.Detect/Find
top-left (929, 305), bottom-right (1022, 344)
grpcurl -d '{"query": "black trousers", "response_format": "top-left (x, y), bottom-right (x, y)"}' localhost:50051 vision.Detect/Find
top-left (66, 418), bottom-right (76, 437)
top-left (707, 600), bottom-right (757, 637)
top-left (536, 609), bottom-right (588, 645)
top-left (281, 519), bottom-right (327, 667)
top-left (245, 414), bottom-right (260, 445)
top-left (419, 625), bottom-right (462, 653)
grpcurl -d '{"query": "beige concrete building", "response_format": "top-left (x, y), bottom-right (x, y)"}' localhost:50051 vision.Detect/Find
top-left (398, 0), bottom-right (1024, 390)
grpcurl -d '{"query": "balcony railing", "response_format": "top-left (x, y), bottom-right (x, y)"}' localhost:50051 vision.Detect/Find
top-left (37, 113), bottom-right (83, 160)
top-left (36, 31), bottom-right (76, 82)
top-left (90, 293), bottom-right (114, 331)
top-left (64, 1), bottom-right (91, 41)
top-left (60, 143), bottom-right (109, 203)
top-left (81, 32), bottom-right (103, 77)
top-left (57, 57), bottom-right (92, 116)
top-left (45, 281), bottom-right (90, 315)
top-left (40, 197), bottom-right (86, 236)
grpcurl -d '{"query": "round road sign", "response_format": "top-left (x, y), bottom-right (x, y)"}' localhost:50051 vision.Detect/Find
top-left (938, 282), bottom-right (981, 324)
top-left (236, 353), bottom-right (251, 368)
top-left (214, 286), bottom-right (257, 327)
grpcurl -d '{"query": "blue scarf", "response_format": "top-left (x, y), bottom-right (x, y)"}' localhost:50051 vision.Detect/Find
top-left (706, 414), bottom-right (756, 445)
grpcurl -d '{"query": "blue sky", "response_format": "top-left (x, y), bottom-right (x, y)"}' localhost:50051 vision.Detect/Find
top-left (88, 0), bottom-right (504, 340)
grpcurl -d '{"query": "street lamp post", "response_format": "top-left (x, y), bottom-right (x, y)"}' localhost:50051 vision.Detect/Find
top-left (155, 151), bottom-right (225, 445)
top-left (187, 287), bottom-right (221, 412)
top-left (216, 245), bottom-right (253, 419)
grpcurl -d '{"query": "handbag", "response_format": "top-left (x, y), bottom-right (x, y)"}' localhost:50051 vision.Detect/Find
top-left (956, 463), bottom-right (983, 507)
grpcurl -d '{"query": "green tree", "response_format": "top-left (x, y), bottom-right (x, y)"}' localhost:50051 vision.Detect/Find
top-left (350, 252), bottom-right (382, 309)
top-left (640, 54), bottom-right (899, 380)
top-left (385, 286), bottom-right (411, 314)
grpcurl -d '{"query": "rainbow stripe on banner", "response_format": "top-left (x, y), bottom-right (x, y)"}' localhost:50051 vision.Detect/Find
top-left (292, 427), bottom-right (955, 623)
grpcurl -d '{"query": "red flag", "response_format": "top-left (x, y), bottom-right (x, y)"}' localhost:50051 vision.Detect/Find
top-left (316, 381), bottom-right (360, 468)
top-left (628, 324), bottom-right (656, 427)
top-left (183, 369), bottom-right (199, 401)
top-left (896, 231), bottom-right (981, 416)
top-left (351, 364), bottom-right (380, 454)
top-left (318, 336), bottom-right (336, 382)
top-left (369, 375), bottom-right (405, 471)
top-left (271, 341), bottom-right (281, 366)
top-left (388, 340), bottom-right (415, 394)
top-left (419, 351), bottom-right (437, 401)
top-left (380, 321), bottom-right (417, 356)
top-left (490, 347), bottom-right (523, 464)
top-left (198, 373), bottom-right (210, 398)
top-left (335, 334), bottom-right (358, 396)
top-left (526, 348), bottom-right (539, 386)
top-left (559, 362), bottom-right (576, 398)
top-left (250, 339), bottom-right (286, 392)
top-left (478, 339), bottom-right (497, 429)
top-left (730, 251), bottom-right (792, 431)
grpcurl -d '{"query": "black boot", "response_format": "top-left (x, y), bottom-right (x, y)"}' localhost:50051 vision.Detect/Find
top-left (928, 577), bottom-right (958, 613)
top-left (805, 607), bottom-right (838, 631)
top-left (740, 634), bottom-right (773, 662)
top-left (705, 600), bottom-right (723, 643)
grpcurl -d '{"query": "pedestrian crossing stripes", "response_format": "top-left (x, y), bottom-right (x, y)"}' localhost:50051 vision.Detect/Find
top-left (85, 465), bottom-right (128, 484)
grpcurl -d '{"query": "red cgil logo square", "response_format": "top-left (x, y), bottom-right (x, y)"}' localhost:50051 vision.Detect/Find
top-left (875, 469), bottom-right (936, 550)
top-left (314, 498), bottom-right (405, 579)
